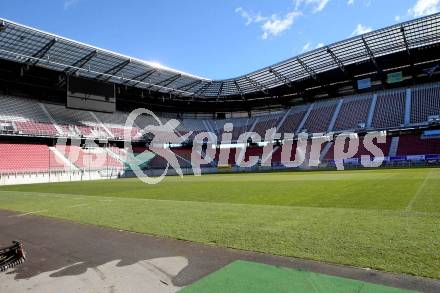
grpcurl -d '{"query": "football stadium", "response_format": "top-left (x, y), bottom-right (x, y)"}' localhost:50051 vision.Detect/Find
top-left (0, 2), bottom-right (440, 293)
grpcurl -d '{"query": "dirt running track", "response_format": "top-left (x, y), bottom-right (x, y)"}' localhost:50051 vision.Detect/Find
top-left (0, 209), bottom-right (439, 292)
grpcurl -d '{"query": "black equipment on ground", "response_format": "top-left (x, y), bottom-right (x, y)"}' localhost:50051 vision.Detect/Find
top-left (0, 241), bottom-right (26, 272)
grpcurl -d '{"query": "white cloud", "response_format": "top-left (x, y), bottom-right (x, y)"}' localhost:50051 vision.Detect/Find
top-left (395, 15), bottom-right (401, 21)
top-left (301, 42), bottom-right (311, 52)
top-left (299, 42), bottom-right (324, 53)
top-left (235, 7), bottom-right (268, 26)
top-left (408, 0), bottom-right (440, 17)
top-left (347, 0), bottom-right (355, 5)
top-left (64, 0), bottom-right (79, 10)
top-left (261, 11), bottom-right (302, 40)
top-left (236, 6), bottom-right (302, 40)
top-left (295, 0), bottom-right (330, 13)
top-left (351, 24), bottom-right (373, 36)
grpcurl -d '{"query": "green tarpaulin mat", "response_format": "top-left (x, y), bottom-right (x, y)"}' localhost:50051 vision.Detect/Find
top-left (179, 261), bottom-right (417, 293)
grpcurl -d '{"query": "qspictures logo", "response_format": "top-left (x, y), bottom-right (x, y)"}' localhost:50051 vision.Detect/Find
top-left (118, 108), bottom-right (388, 184)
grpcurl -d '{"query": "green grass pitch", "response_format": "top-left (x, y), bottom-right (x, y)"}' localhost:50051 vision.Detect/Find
top-left (0, 168), bottom-right (439, 279)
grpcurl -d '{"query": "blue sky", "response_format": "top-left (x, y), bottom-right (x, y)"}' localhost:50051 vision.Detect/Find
top-left (1, 0), bottom-right (439, 79)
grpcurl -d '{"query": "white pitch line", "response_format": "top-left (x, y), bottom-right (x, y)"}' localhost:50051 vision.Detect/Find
top-left (69, 204), bottom-right (88, 208)
top-left (10, 210), bottom-right (48, 217)
top-left (100, 199), bottom-right (114, 203)
top-left (36, 194), bottom-right (85, 200)
top-left (0, 191), bottom-right (84, 200)
top-left (405, 170), bottom-right (432, 212)
top-left (37, 194), bottom-right (66, 199)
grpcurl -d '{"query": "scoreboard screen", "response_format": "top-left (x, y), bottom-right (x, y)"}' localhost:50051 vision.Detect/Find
top-left (67, 76), bottom-right (116, 113)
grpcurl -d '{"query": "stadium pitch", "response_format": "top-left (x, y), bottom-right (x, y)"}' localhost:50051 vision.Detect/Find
top-left (0, 168), bottom-right (439, 280)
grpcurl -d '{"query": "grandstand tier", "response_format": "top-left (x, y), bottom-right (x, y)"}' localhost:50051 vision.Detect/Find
top-left (0, 82), bottom-right (439, 142)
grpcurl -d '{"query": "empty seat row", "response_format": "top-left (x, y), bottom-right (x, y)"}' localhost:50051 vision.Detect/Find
top-left (0, 143), bottom-right (68, 173)
top-left (411, 85), bottom-right (440, 124)
top-left (371, 91), bottom-right (405, 129)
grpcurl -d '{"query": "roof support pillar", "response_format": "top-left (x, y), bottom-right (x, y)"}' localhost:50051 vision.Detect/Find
top-left (96, 59), bottom-right (131, 81)
top-left (269, 68), bottom-right (293, 87)
top-left (245, 77), bottom-right (269, 94)
top-left (362, 37), bottom-right (387, 85)
top-left (66, 50), bottom-right (97, 75)
top-left (26, 38), bottom-right (57, 66)
top-left (297, 57), bottom-right (317, 80)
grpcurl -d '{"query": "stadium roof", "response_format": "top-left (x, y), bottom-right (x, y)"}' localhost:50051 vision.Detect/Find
top-left (1, 13), bottom-right (440, 101)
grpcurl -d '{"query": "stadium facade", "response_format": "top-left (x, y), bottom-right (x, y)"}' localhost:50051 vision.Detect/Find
top-left (0, 14), bottom-right (439, 185)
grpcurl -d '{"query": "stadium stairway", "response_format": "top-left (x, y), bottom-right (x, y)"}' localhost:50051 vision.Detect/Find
top-left (49, 147), bottom-right (79, 171)
top-left (275, 108), bottom-right (293, 132)
top-left (248, 118), bottom-right (259, 133)
top-left (38, 103), bottom-right (63, 135)
top-left (320, 142), bottom-right (334, 161)
top-left (105, 148), bottom-right (127, 165)
top-left (202, 120), bottom-right (215, 134)
top-left (261, 146), bottom-right (281, 166)
top-left (297, 104), bottom-right (314, 133)
top-left (388, 137), bottom-right (400, 157)
top-left (89, 112), bottom-right (114, 138)
top-left (327, 99), bottom-right (344, 132)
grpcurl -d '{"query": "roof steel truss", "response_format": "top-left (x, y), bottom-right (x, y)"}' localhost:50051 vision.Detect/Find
top-left (0, 13), bottom-right (440, 99)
